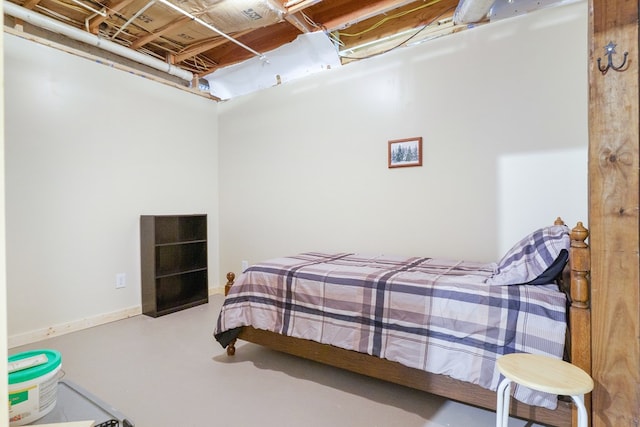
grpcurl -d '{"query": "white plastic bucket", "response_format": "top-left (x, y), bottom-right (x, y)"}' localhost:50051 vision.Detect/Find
top-left (8, 349), bottom-right (62, 426)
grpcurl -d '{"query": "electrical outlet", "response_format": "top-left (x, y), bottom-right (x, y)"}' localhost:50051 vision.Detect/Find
top-left (241, 260), bottom-right (249, 272)
top-left (116, 273), bottom-right (126, 289)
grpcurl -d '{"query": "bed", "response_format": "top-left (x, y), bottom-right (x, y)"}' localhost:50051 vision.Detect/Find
top-left (214, 218), bottom-right (591, 427)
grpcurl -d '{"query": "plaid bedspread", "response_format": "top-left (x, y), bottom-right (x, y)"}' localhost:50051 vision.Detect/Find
top-left (214, 252), bottom-right (567, 409)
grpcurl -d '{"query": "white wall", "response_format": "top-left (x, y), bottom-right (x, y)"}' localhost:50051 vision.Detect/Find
top-left (217, 1), bottom-right (588, 281)
top-left (1, 2), bottom-right (9, 417)
top-left (4, 34), bottom-right (219, 343)
top-left (3, 0), bottom-right (588, 345)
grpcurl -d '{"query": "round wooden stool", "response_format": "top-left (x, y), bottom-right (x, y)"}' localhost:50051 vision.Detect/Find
top-left (495, 353), bottom-right (594, 427)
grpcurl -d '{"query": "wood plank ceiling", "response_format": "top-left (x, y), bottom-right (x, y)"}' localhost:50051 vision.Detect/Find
top-left (4, 0), bottom-right (463, 85)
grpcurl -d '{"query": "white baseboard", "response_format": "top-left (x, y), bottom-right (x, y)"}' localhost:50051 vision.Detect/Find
top-left (10, 288), bottom-right (224, 348)
top-left (209, 286), bottom-right (224, 295)
top-left (8, 305), bottom-right (142, 349)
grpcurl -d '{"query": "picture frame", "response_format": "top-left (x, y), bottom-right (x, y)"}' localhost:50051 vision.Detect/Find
top-left (388, 137), bottom-right (423, 168)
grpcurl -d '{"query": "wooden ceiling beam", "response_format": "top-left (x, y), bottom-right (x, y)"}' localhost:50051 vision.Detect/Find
top-left (87, 0), bottom-right (136, 34)
top-left (321, 0), bottom-right (424, 31)
top-left (129, 15), bottom-right (191, 50)
top-left (173, 29), bottom-right (253, 63)
top-left (270, 0), bottom-right (318, 33)
top-left (337, 0), bottom-right (457, 52)
top-left (196, 22), bottom-right (297, 75)
top-left (22, 0), bottom-right (42, 10)
top-left (286, 0), bottom-right (323, 15)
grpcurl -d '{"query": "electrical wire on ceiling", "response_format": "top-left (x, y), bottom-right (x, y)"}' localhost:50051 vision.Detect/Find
top-left (327, 31), bottom-right (345, 48)
top-left (46, 0), bottom-right (104, 18)
top-left (300, 11), bottom-right (321, 30)
top-left (300, 9), bottom-right (341, 50)
top-left (338, 6), bottom-right (456, 62)
top-left (336, 0), bottom-right (444, 38)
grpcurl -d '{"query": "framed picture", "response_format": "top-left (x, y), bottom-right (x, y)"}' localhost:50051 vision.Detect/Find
top-left (388, 137), bottom-right (423, 168)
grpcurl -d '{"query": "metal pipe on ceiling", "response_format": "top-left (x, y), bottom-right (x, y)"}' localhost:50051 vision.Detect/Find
top-left (3, 1), bottom-right (194, 82)
top-left (156, 0), bottom-right (264, 59)
top-left (69, 0), bottom-right (106, 17)
top-left (111, 0), bottom-right (156, 41)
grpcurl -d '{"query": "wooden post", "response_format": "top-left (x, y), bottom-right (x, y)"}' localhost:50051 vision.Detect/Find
top-left (589, 0), bottom-right (640, 424)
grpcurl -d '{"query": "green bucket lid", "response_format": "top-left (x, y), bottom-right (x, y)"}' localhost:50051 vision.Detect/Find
top-left (8, 349), bottom-right (62, 385)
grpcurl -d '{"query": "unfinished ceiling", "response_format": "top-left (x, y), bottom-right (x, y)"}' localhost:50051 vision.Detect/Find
top-left (3, 0), bottom-right (571, 98)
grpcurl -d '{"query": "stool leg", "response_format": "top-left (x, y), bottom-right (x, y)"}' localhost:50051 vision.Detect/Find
top-left (496, 378), bottom-right (512, 427)
top-left (571, 394), bottom-right (588, 427)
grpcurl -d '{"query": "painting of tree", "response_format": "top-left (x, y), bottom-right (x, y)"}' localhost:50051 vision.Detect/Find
top-left (388, 137), bottom-right (422, 168)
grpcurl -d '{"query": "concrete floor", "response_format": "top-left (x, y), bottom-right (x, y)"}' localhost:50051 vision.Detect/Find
top-left (12, 295), bottom-right (545, 427)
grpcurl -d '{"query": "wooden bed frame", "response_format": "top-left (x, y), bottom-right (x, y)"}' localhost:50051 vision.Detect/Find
top-left (223, 219), bottom-right (591, 427)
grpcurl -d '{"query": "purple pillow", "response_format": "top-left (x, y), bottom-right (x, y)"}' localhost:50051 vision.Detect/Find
top-left (487, 225), bottom-right (570, 286)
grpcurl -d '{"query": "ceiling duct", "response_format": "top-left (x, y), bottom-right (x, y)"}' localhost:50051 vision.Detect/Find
top-left (453, 0), bottom-right (496, 24)
top-left (204, 31), bottom-right (340, 100)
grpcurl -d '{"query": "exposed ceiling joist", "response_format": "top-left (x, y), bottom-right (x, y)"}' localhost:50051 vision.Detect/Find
top-left (129, 14), bottom-right (190, 49)
top-left (320, 0), bottom-right (430, 31)
top-left (88, 0), bottom-right (135, 34)
top-left (22, 0), bottom-right (42, 9)
top-left (285, 0), bottom-right (323, 15)
top-left (4, 0), bottom-right (504, 88)
top-left (174, 28), bottom-right (253, 63)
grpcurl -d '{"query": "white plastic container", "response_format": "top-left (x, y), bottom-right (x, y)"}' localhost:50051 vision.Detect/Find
top-left (8, 349), bottom-right (62, 426)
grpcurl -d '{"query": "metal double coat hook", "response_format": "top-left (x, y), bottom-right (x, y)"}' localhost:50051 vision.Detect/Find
top-left (598, 41), bottom-right (628, 74)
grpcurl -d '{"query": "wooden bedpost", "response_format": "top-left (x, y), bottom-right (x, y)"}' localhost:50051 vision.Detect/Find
top-left (225, 272), bottom-right (237, 356)
top-left (225, 272), bottom-right (235, 296)
top-left (569, 222), bottom-right (591, 426)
